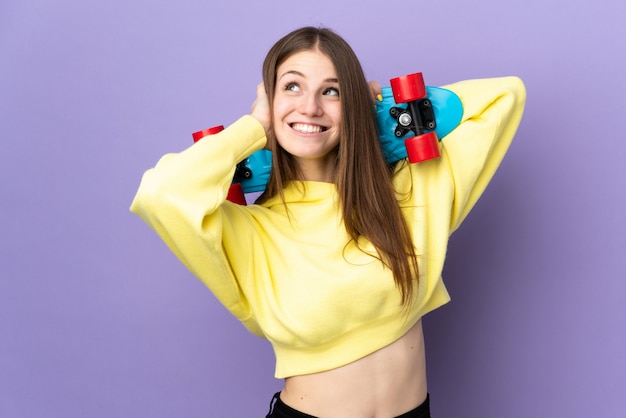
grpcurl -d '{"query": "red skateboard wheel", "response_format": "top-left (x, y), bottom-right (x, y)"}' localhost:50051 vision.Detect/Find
top-left (390, 73), bottom-right (427, 103)
top-left (405, 132), bottom-right (440, 163)
top-left (226, 183), bottom-right (247, 205)
top-left (192, 125), bottom-right (224, 142)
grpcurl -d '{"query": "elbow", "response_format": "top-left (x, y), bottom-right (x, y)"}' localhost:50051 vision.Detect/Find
top-left (503, 76), bottom-right (527, 111)
top-left (129, 168), bottom-right (162, 218)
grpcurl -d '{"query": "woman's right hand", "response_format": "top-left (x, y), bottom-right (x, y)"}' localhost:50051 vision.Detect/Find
top-left (250, 82), bottom-right (271, 133)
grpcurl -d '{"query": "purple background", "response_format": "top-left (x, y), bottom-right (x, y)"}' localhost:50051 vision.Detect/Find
top-left (1, 0), bottom-right (625, 416)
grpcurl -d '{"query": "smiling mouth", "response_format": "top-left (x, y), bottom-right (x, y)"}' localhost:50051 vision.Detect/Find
top-left (290, 123), bottom-right (328, 134)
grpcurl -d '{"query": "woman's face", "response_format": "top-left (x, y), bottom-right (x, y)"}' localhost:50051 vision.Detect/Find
top-left (272, 49), bottom-right (342, 181)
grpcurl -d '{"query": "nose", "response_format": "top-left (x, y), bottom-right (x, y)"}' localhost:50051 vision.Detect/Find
top-left (298, 93), bottom-right (323, 117)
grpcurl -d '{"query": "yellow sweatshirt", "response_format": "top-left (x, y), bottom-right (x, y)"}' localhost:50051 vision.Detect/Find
top-left (130, 76), bottom-right (526, 378)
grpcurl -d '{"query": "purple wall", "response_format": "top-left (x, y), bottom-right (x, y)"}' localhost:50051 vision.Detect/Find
top-left (1, 0), bottom-right (624, 416)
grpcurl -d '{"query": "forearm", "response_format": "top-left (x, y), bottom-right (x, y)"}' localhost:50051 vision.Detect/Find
top-left (129, 115), bottom-right (267, 321)
top-left (442, 77), bottom-right (527, 231)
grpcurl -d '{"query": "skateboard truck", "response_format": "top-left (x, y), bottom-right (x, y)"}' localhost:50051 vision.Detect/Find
top-left (389, 98), bottom-right (436, 137)
top-left (233, 161), bottom-right (252, 183)
top-left (388, 73), bottom-right (440, 163)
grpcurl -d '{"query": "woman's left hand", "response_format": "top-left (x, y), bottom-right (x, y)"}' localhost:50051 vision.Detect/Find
top-left (369, 80), bottom-right (382, 102)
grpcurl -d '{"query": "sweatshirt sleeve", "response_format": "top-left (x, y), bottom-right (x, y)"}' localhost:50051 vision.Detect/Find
top-left (440, 76), bottom-right (526, 232)
top-left (129, 115), bottom-right (267, 333)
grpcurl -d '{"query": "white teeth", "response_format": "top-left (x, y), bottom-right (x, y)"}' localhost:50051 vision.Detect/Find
top-left (292, 123), bottom-right (323, 133)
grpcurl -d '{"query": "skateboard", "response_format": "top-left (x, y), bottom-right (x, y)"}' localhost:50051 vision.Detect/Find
top-left (192, 126), bottom-right (271, 205)
top-left (376, 72), bottom-right (463, 164)
top-left (193, 72), bottom-right (463, 205)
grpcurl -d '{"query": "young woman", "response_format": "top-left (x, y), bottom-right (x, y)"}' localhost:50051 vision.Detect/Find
top-left (130, 26), bottom-right (526, 417)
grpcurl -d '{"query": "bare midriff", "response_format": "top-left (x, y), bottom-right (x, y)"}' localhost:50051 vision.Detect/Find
top-left (280, 319), bottom-right (428, 418)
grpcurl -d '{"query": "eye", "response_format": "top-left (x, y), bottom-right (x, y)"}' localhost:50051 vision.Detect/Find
top-left (285, 82), bottom-right (300, 92)
top-left (323, 87), bottom-right (340, 97)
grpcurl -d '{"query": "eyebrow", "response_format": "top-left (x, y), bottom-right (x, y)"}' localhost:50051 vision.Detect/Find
top-left (278, 70), bottom-right (338, 84)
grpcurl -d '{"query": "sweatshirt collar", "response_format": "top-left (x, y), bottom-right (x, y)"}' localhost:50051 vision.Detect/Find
top-left (262, 181), bottom-right (338, 207)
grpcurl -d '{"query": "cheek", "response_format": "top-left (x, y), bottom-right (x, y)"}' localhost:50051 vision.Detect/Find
top-left (271, 103), bottom-right (290, 141)
top-left (269, 103), bottom-right (280, 130)
top-left (327, 101), bottom-right (342, 119)
top-left (272, 97), bottom-right (290, 120)
top-left (271, 109), bottom-right (286, 135)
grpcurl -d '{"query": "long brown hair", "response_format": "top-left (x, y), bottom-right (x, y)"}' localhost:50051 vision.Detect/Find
top-left (256, 27), bottom-right (418, 305)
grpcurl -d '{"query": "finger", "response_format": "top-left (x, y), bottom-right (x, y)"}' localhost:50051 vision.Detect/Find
top-left (251, 82), bottom-right (271, 132)
top-left (369, 80), bottom-right (382, 101)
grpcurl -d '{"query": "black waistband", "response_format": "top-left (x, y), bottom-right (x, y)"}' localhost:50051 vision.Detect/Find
top-left (267, 392), bottom-right (430, 418)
